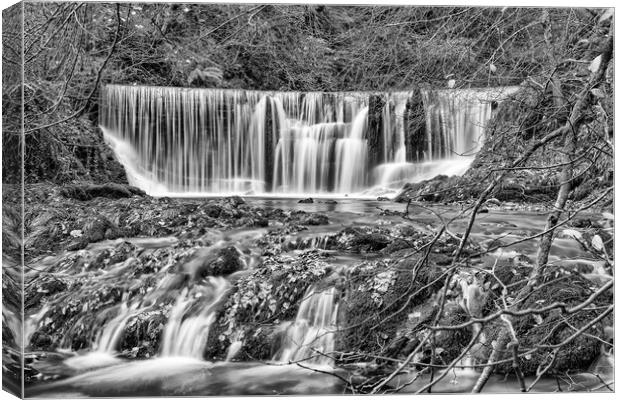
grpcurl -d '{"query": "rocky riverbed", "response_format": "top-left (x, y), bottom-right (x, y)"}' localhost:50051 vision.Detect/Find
top-left (2, 183), bottom-right (613, 395)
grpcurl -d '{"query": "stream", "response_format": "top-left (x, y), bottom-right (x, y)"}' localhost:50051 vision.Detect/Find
top-left (22, 198), bottom-right (613, 396)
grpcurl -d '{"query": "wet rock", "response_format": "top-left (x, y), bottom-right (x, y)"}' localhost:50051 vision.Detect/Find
top-left (377, 197), bottom-right (390, 201)
top-left (224, 196), bottom-right (245, 207)
top-left (250, 217), bottom-right (269, 227)
top-left (298, 198), bottom-right (314, 204)
top-left (486, 269), bottom-right (613, 376)
top-left (25, 277), bottom-right (67, 309)
top-left (203, 204), bottom-right (222, 218)
top-left (83, 215), bottom-right (120, 243)
top-left (183, 246), bottom-right (245, 279)
top-left (120, 309), bottom-right (168, 359)
top-left (300, 213), bottom-right (329, 226)
top-left (29, 332), bottom-right (53, 351)
top-left (97, 241), bottom-right (138, 266)
top-left (238, 324), bottom-right (284, 361)
top-left (352, 233), bottom-right (390, 252)
top-left (329, 226), bottom-right (392, 252)
top-left (321, 200), bottom-right (338, 204)
top-left (433, 302), bottom-right (471, 362)
top-left (339, 260), bottom-right (444, 359)
top-left (384, 238), bottom-right (413, 253)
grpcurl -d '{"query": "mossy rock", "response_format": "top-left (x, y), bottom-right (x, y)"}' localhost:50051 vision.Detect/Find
top-left (300, 213), bottom-right (329, 226)
top-left (119, 309), bottom-right (168, 358)
top-left (494, 270), bottom-right (613, 375)
top-left (337, 259), bottom-right (444, 361)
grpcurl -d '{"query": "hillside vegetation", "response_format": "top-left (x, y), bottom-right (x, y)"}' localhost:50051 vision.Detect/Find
top-left (2, 4), bottom-right (613, 187)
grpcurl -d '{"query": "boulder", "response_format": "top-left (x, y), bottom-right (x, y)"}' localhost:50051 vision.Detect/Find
top-left (300, 213), bottom-right (329, 226)
top-left (29, 332), bottom-right (53, 351)
top-left (352, 233), bottom-right (390, 252)
top-left (223, 196), bottom-right (245, 208)
top-left (182, 246), bottom-right (245, 280)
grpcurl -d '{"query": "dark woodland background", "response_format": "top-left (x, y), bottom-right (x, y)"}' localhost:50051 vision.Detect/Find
top-left (2, 4), bottom-right (614, 195)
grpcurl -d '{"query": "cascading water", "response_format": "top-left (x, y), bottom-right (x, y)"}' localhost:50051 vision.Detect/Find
top-left (275, 286), bottom-right (339, 366)
top-left (160, 277), bottom-right (230, 358)
top-left (100, 85), bottom-right (518, 197)
top-left (374, 86), bottom-right (520, 190)
top-left (94, 302), bottom-right (139, 353)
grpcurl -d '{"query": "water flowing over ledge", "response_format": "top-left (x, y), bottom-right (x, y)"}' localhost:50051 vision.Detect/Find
top-left (100, 85), bottom-right (519, 198)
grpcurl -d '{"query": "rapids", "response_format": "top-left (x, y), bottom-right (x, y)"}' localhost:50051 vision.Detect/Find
top-left (22, 198), bottom-right (613, 396)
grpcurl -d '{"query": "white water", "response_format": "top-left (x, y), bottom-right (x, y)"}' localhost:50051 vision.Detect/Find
top-left (60, 302), bottom-right (139, 372)
top-left (160, 277), bottom-right (230, 358)
top-left (94, 302), bottom-right (139, 353)
top-left (100, 85), bottom-right (517, 197)
top-left (276, 286), bottom-right (339, 366)
top-left (421, 86), bottom-right (520, 160)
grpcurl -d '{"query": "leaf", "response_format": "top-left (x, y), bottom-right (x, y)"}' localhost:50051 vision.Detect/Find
top-left (589, 55), bottom-right (602, 73)
top-left (562, 229), bottom-right (582, 240)
top-left (591, 235), bottom-right (604, 252)
top-left (489, 64), bottom-right (497, 73)
top-left (70, 229), bottom-right (83, 238)
top-left (447, 79), bottom-right (456, 88)
top-left (590, 88), bottom-right (606, 98)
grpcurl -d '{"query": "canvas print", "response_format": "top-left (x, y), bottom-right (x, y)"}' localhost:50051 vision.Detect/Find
top-left (1, 2), bottom-right (614, 398)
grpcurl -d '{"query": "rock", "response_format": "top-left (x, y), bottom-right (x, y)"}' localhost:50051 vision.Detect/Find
top-left (487, 269), bottom-right (613, 376)
top-left (377, 197), bottom-right (390, 201)
top-left (300, 213), bottom-right (329, 226)
top-left (477, 207), bottom-right (489, 214)
top-left (298, 198), bottom-right (314, 204)
top-left (183, 246), bottom-right (245, 279)
top-left (82, 215), bottom-right (119, 243)
top-left (29, 332), bottom-right (53, 351)
top-left (434, 302), bottom-right (471, 362)
top-left (120, 309), bottom-right (168, 359)
top-left (224, 196), bottom-right (245, 207)
top-left (250, 217), bottom-right (269, 227)
top-left (352, 233), bottom-right (390, 252)
top-left (26, 278), bottom-right (67, 309)
top-left (384, 238), bottom-right (412, 253)
top-left (322, 200), bottom-right (338, 204)
top-left (203, 204), bottom-right (222, 218)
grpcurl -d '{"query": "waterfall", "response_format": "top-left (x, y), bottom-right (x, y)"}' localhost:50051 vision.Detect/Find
top-left (421, 86), bottom-right (519, 160)
top-left (276, 286), bottom-right (339, 366)
top-left (94, 303), bottom-right (139, 353)
top-left (160, 277), bottom-right (229, 358)
top-left (374, 86), bottom-right (520, 190)
top-left (101, 85), bottom-right (518, 197)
